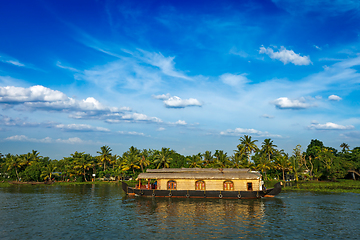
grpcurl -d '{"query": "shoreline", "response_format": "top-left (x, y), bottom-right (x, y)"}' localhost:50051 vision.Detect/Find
top-left (1, 180), bottom-right (360, 194)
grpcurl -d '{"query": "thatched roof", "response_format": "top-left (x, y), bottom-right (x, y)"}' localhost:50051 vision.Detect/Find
top-left (137, 168), bottom-right (261, 180)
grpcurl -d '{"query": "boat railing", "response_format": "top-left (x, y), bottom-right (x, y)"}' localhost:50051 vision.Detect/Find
top-left (136, 184), bottom-right (157, 190)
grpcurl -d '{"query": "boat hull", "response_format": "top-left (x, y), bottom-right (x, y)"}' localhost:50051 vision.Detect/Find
top-left (122, 182), bottom-right (281, 199)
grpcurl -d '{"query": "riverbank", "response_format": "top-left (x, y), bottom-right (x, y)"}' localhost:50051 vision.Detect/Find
top-left (2, 180), bottom-right (360, 193)
top-left (0, 180), bottom-right (121, 187)
top-left (275, 179), bottom-right (360, 193)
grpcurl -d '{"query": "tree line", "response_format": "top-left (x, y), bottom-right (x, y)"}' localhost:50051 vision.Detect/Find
top-left (1, 136), bottom-right (359, 182)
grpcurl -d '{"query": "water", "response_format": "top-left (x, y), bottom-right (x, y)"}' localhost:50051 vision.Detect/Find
top-left (1, 184), bottom-right (360, 239)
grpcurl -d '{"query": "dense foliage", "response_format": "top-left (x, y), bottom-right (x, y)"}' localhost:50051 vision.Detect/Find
top-left (1, 136), bottom-right (359, 182)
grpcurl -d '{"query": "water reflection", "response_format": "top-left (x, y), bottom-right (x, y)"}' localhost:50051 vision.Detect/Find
top-left (128, 196), bottom-right (279, 238)
top-left (1, 184), bottom-right (360, 239)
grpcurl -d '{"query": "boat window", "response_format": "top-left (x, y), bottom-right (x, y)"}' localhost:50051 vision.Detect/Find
top-left (195, 180), bottom-right (205, 190)
top-left (167, 180), bottom-right (177, 190)
top-left (247, 182), bottom-right (253, 191)
top-left (223, 181), bottom-right (234, 191)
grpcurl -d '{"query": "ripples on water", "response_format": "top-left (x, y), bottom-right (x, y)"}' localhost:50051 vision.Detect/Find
top-left (1, 184), bottom-right (360, 239)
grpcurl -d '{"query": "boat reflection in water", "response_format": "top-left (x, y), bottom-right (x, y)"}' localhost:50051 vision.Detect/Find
top-left (127, 195), bottom-right (284, 238)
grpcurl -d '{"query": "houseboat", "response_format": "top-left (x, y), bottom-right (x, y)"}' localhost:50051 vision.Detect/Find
top-left (122, 168), bottom-right (281, 199)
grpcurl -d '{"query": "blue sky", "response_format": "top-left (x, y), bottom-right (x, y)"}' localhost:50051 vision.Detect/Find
top-left (1, 0), bottom-right (360, 159)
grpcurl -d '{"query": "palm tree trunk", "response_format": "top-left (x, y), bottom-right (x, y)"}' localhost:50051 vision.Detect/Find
top-left (15, 167), bottom-right (19, 181)
top-left (282, 169), bottom-right (285, 181)
top-left (84, 169), bottom-right (87, 181)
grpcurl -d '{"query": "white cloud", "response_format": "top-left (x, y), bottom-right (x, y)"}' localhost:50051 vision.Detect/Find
top-left (118, 131), bottom-right (146, 136)
top-left (157, 127), bottom-right (165, 131)
top-left (169, 120), bottom-right (187, 125)
top-left (0, 85), bottom-right (68, 103)
top-left (220, 128), bottom-right (282, 138)
top-left (220, 73), bottom-right (249, 87)
top-left (5, 135), bottom-right (92, 144)
top-left (259, 46), bottom-right (311, 65)
top-left (121, 113), bottom-right (162, 122)
top-left (152, 93), bottom-right (171, 100)
top-left (272, 97), bottom-right (312, 109)
top-left (5, 135), bottom-right (52, 143)
top-left (55, 137), bottom-right (85, 144)
top-left (314, 45), bottom-right (322, 50)
top-left (328, 95), bottom-right (342, 101)
top-left (0, 85), bottom-right (162, 124)
top-left (153, 94), bottom-right (202, 108)
top-left (55, 124), bottom-right (110, 132)
top-left (164, 96), bottom-right (202, 108)
top-left (308, 121), bottom-right (354, 130)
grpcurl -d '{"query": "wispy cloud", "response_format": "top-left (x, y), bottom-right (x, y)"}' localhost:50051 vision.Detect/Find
top-left (308, 121), bottom-right (354, 130)
top-left (0, 54), bottom-right (26, 67)
top-left (153, 93), bottom-right (202, 108)
top-left (220, 128), bottom-right (282, 138)
top-left (117, 131), bottom-right (146, 136)
top-left (220, 73), bottom-right (249, 87)
top-left (55, 137), bottom-right (88, 144)
top-left (0, 114), bottom-right (42, 127)
top-left (261, 114), bottom-right (274, 119)
top-left (136, 49), bottom-right (191, 80)
top-left (5, 135), bottom-right (52, 143)
top-left (340, 131), bottom-right (360, 139)
top-left (102, 112), bottom-right (162, 124)
top-left (169, 120), bottom-right (187, 125)
top-left (259, 46), bottom-right (311, 65)
top-left (56, 61), bottom-right (80, 72)
top-left (55, 124), bottom-right (110, 132)
top-left (5, 135), bottom-right (93, 144)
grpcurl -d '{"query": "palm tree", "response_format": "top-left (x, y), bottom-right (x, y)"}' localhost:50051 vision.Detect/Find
top-left (261, 139), bottom-right (277, 162)
top-left (214, 150), bottom-right (230, 168)
top-left (40, 164), bottom-right (57, 181)
top-left (97, 145), bottom-right (112, 171)
top-left (139, 155), bottom-right (150, 173)
top-left (275, 153), bottom-right (292, 181)
top-left (74, 153), bottom-right (93, 181)
top-left (122, 147), bottom-right (142, 174)
top-left (258, 139), bottom-right (277, 179)
top-left (187, 154), bottom-right (203, 168)
top-left (122, 153), bottom-right (141, 174)
top-left (30, 150), bottom-right (41, 162)
top-left (154, 148), bottom-right (173, 169)
top-left (340, 143), bottom-right (350, 153)
top-left (6, 155), bottom-right (22, 181)
top-left (202, 151), bottom-right (213, 167)
top-left (236, 135), bottom-right (258, 163)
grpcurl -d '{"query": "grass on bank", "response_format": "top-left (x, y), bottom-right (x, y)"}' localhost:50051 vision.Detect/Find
top-left (273, 179), bottom-right (360, 193)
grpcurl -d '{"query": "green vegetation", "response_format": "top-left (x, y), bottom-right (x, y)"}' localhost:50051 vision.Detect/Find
top-left (280, 180), bottom-right (360, 193)
top-left (1, 136), bottom-right (360, 188)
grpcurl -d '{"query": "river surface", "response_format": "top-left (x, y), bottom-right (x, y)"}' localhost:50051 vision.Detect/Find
top-left (1, 183), bottom-right (360, 239)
